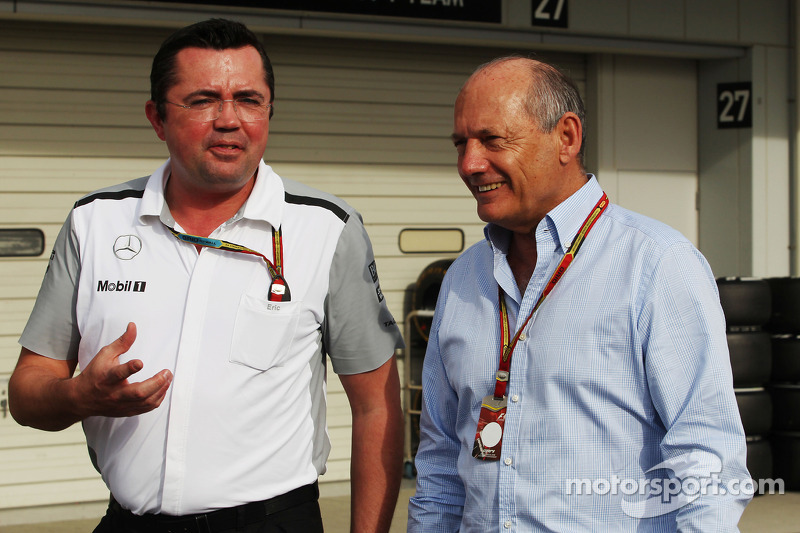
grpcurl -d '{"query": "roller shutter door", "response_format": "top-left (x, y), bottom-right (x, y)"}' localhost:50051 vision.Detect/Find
top-left (0, 19), bottom-right (586, 512)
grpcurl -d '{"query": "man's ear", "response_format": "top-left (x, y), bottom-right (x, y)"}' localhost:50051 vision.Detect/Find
top-left (145, 101), bottom-right (167, 141)
top-left (557, 112), bottom-right (582, 165)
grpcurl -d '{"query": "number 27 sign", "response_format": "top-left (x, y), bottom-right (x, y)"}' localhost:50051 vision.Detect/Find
top-left (717, 82), bottom-right (752, 129)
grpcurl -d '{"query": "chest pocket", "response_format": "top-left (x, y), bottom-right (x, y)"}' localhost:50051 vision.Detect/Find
top-left (230, 293), bottom-right (302, 371)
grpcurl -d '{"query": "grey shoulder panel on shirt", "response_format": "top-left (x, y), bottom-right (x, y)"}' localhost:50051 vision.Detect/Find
top-left (323, 213), bottom-right (403, 375)
top-left (20, 210), bottom-right (81, 359)
top-left (280, 177), bottom-right (353, 224)
top-left (73, 176), bottom-right (149, 209)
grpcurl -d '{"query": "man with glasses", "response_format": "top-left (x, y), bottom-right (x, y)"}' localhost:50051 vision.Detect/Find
top-left (9, 18), bottom-right (404, 533)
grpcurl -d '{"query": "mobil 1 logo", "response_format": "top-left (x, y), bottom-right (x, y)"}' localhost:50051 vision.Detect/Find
top-left (532, 0), bottom-right (568, 28)
top-left (97, 280), bottom-right (147, 293)
top-left (717, 82), bottom-right (752, 129)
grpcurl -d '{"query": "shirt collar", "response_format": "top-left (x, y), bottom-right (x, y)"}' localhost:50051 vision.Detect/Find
top-left (137, 159), bottom-right (284, 230)
top-left (240, 160), bottom-right (284, 229)
top-left (484, 174), bottom-right (604, 255)
top-left (138, 159), bottom-right (170, 226)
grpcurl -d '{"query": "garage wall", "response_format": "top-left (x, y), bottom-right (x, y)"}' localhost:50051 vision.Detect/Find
top-left (698, 45), bottom-right (792, 278)
top-left (588, 54), bottom-right (699, 246)
top-left (0, 19), bottom-right (586, 517)
top-left (0, 0), bottom-right (794, 525)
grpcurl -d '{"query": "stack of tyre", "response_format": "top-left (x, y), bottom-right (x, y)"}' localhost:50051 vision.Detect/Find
top-left (404, 258), bottom-right (454, 475)
top-left (407, 259), bottom-right (454, 386)
top-left (717, 277), bottom-right (773, 489)
top-left (766, 277), bottom-right (800, 490)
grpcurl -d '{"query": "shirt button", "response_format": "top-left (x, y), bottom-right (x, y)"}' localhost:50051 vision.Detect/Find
top-left (511, 394), bottom-right (520, 403)
top-left (504, 520), bottom-right (512, 529)
top-left (504, 457), bottom-right (512, 466)
top-left (519, 333), bottom-right (527, 341)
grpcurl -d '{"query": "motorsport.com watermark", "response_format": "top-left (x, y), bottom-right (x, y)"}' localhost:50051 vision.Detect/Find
top-left (565, 451), bottom-right (784, 518)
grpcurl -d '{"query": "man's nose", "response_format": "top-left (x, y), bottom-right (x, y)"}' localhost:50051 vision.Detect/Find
top-left (215, 99), bottom-right (241, 127)
top-left (459, 141), bottom-right (489, 175)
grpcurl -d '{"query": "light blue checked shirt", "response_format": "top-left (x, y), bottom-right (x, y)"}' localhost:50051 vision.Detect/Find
top-left (408, 176), bottom-right (750, 532)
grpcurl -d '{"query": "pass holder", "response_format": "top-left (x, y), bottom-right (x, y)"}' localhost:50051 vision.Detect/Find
top-left (472, 389), bottom-right (508, 461)
top-left (472, 370), bottom-right (510, 461)
top-left (268, 275), bottom-right (290, 302)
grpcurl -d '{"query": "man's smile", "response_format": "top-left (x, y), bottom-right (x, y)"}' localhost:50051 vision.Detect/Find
top-left (478, 182), bottom-right (504, 193)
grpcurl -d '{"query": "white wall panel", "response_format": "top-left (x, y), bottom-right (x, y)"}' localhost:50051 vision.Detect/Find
top-left (0, 479), bottom-right (109, 510)
top-left (613, 55), bottom-right (698, 172)
top-left (616, 170), bottom-right (699, 244)
top-left (751, 45), bottom-right (791, 277)
top-left (740, 0), bottom-right (789, 47)
top-left (629, 0), bottom-right (685, 41)
top-left (0, 405), bottom-right (89, 449)
top-left (698, 44), bottom-right (792, 278)
top-left (686, 0), bottom-right (739, 43)
top-left (1, 336), bottom-right (27, 373)
top-left (0, 300), bottom-right (34, 338)
top-left (591, 54), bottom-right (699, 246)
top-left (570, 0), bottom-right (628, 36)
top-left (697, 57), bottom-right (749, 276)
top-left (0, 157), bottom-right (168, 192)
top-left (550, 0), bottom-right (786, 49)
top-left (0, 258), bottom-right (49, 297)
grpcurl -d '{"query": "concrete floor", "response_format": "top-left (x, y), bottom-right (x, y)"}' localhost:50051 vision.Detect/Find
top-left (3, 482), bottom-right (799, 532)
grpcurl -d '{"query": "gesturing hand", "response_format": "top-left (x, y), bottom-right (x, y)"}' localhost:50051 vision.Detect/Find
top-left (75, 322), bottom-right (173, 418)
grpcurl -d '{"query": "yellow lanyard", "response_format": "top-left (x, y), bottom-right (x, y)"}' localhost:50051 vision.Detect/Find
top-left (165, 225), bottom-right (291, 302)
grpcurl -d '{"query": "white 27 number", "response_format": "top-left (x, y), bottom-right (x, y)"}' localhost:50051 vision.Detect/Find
top-left (534, 0), bottom-right (566, 21)
top-left (719, 89), bottom-right (750, 123)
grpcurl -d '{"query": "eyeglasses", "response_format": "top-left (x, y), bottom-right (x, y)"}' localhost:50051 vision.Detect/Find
top-left (165, 97), bottom-right (272, 122)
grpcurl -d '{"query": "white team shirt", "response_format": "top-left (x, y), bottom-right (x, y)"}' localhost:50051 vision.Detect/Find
top-left (20, 160), bottom-right (403, 515)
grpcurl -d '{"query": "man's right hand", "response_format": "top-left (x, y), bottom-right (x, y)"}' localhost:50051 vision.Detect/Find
top-left (74, 322), bottom-right (173, 418)
top-left (9, 322), bottom-right (172, 431)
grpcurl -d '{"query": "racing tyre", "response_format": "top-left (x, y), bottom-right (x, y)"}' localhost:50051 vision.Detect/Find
top-left (408, 259), bottom-right (453, 400)
top-left (771, 431), bottom-right (800, 491)
top-left (734, 388), bottom-right (772, 436)
top-left (409, 258), bottom-right (454, 347)
top-left (746, 436), bottom-right (773, 494)
top-left (716, 277), bottom-right (771, 328)
top-left (771, 335), bottom-right (800, 383)
top-left (412, 259), bottom-right (455, 312)
top-left (766, 277), bottom-right (800, 333)
top-left (770, 384), bottom-right (800, 431)
top-left (727, 330), bottom-right (772, 387)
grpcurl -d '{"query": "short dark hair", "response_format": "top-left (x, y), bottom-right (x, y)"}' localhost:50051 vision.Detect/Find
top-left (150, 18), bottom-right (275, 119)
top-left (471, 56), bottom-right (586, 167)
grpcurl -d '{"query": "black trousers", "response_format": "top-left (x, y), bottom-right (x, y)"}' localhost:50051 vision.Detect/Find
top-left (93, 482), bottom-right (324, 533)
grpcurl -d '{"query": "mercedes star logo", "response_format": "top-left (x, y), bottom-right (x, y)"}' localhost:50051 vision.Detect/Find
top-left (113, 235), bottom-right (142, 260)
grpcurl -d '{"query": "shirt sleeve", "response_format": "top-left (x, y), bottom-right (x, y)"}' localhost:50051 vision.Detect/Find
top-left (19, 210), bottom-right (82, 360)
top-left (641, 242), bottom-right (751, 531)
top-left (407, 274), bottom-right (466, 533)
top-left (322, 212), bottom-right (403, 375)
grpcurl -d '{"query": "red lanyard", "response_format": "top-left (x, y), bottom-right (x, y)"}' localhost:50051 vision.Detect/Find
top-left (165, 225), bottom-right (291, 302)
top-left (493, 193), bottom-right (608, 399)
